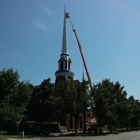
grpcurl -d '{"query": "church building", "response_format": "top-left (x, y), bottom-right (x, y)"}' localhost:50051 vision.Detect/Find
top-left (54, 6), bottom-right (95, 131)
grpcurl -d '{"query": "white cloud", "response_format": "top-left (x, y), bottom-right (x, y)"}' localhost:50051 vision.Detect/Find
top-left (40, 5), bottom-right (52, 17)
top-left (34, 22), bottom-right (50, 33)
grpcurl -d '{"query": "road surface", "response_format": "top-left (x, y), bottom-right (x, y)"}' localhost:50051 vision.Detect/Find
top-left (44, 131), bottom-right (140, 140)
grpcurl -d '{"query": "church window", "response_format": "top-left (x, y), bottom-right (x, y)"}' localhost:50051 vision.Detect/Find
top-left (68, 61), bottom-right (70, 70)
top-left (60, 60), bottom-right (64, 70)
top-left (65, 61), bottom-right (67, 69)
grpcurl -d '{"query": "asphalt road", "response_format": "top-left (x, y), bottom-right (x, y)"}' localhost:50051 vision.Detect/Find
top-left (44, 131), bottom-right (140, 140)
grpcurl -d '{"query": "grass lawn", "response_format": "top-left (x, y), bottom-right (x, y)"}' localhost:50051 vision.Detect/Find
top-left (0, 135), bottom-right (54, 140)
top-left (0, 135), bottom-right (22, 140)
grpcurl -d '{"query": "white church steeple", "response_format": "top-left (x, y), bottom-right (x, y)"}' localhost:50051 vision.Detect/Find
top-left (61, 5), bottom-right (69, 55)
top-left (55, 5), bottom-right (74, 85)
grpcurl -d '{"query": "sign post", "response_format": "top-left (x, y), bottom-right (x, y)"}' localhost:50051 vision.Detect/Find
top-left (16, 121), bottom-right (20, 136)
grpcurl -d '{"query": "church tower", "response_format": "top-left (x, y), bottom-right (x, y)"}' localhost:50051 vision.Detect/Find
top-left (55, 6), bottom-right (74, 85)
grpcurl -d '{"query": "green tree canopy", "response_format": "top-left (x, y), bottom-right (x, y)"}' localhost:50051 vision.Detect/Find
top-left (128, 96), bottom-right (140, 130)
top-left (0, 68), bottom-right (33, 130)
top-left (91, 79), bottom-right (128, 132)
top-left (26, 78), bottom-right (56, 122)
top-left (55, 80), bottom-right (90, 133)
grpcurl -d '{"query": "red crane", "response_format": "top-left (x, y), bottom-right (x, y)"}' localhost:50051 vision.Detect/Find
top-left (66, 12), bottom-right (92, 89)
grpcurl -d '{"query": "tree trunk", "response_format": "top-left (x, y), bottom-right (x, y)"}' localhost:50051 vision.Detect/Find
top-left (99, 126), bottom-right (102, 133)
top-left (83, 111), bottom-right (86, 133)
top-left (74, 113), bottom-right (78, 134)
top-left (99, 120), bottom-right (102, 133)
top-left (110, 122), bottom-right (112, 133)
top-left (126, 121), bottom-right (129, 131)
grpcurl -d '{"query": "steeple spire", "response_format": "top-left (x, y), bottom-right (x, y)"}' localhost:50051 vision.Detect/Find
top-left (61, 5), bottom-right (69, 55)
top-left (55, 5), bottom-right (74, 85)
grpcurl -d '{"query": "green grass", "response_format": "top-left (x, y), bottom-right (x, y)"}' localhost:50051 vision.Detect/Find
top-left (0, 135), bottom-right (20, 139)
top-left (0, 135), bottom-right (31, 140)
top-left (0, 135), bottom-right (54, 140)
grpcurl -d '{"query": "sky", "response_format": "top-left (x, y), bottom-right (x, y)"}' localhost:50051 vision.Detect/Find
top-left (0, 0), bottom-right (140, 100)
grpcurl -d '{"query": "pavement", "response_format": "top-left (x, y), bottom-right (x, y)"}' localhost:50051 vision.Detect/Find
top-left (5, 131), bottom-right (111, 140)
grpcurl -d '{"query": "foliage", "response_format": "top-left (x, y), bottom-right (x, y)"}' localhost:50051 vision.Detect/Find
top-left (55, 79), bottom-right (90, 133)
top-left (128, 96), bottom-right (140, 129)
top-left (0, 68), bottom-right (33, 130)
top-left (55, 80), bottom-right (76, 115)
top-left (1, 68), bottom-right (140, 133)
top-left (26, 78), bottom-right (56, 122)
top-left (91, 79), bottom-right (129, 132)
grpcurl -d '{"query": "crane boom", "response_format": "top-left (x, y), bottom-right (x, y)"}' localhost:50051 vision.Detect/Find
top-left (66, 12), bottom-right (92, 89)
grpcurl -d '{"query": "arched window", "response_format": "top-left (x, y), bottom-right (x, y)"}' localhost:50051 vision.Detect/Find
top-left (60, 60), bottom-right (64, 70)
top-left (68, 61), bottom-right (70, 70)
top-left (65, 61), bottom-right (67, 69)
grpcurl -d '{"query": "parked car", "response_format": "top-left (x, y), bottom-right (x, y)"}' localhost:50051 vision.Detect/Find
top-left (19, 121), bottom-right (49, 136)
top-left (89, 123), bottom-right (104, 133)
top-left (25, 127), bottom-right (49, 136)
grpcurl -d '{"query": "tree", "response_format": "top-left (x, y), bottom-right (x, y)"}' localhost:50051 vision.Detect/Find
top-left (115, 96), bottom-right (129, 130)
top-left (91, 79), bottom-right (128, 133)
top-left (91, 79), bottom-right (111, 133)
top-left (74, 80), bottom-right (90, 133)
top-left (106, 81), bottom-right (127, 131)
top-left (26, 78), bottom-right (56, 122)
top-left (127, 96), bottom-right (140, 130)
top-left (55, 80), bottom-right (90, 133)
top-left (55, 80), bottom-right (76, 124)
top-left (0, 68), bottom-right (33, 130)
